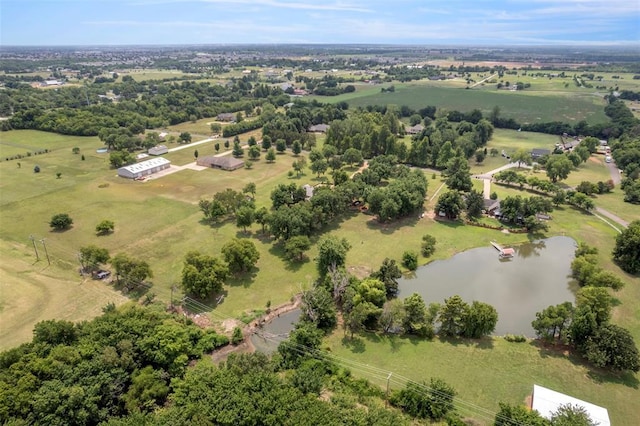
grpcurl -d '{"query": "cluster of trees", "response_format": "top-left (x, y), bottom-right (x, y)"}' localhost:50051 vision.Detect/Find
top-left (532, 243), bottom-right (639, 372)
top-left (4, 80), bottom-right (270, 135)
top-left (364, 158), bottom-right (428, 222)
top-left (0, 304), bottom-right (229, 424)
top-left (302, 244), bottom-right (498, 342)
top-left (181, 239), bottom-right (259, 298)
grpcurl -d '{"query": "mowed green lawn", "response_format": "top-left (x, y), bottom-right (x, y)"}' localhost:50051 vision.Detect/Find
top-left (325, 332), bottom-right (639, 426)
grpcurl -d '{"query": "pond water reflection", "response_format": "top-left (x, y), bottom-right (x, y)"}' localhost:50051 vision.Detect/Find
top-left (250, 309), bottom-right (302, 354)
top-left (398, 236), bottom-right (578, 337)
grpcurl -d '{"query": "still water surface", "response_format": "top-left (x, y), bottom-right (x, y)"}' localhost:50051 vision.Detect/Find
top-left (398, 236), bottom-right (578, 336)
top-left (251, 309), bottom-right (302, 353)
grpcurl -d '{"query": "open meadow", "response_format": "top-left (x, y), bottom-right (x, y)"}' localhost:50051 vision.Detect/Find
top-left (0, 128), bottom-right (638, 424)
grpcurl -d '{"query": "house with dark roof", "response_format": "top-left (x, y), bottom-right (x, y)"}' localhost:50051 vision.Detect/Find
top-left (531, 148), bottom-right (551, 159)
top-left (197, 155), bottom-right (244, 171)
top-left (216, 113), bottom-right (236, 122)
top-left (308, 124), bottom-right (329, 133)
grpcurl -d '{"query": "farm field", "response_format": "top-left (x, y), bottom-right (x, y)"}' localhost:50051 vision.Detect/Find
top-left (343, 83), bottom-right (608, 124)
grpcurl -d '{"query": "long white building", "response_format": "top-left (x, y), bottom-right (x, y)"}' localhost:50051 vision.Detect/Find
top-left (117, 157), bottom-right (171, 179)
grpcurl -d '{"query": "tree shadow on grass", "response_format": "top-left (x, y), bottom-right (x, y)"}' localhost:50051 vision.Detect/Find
top-left (226, 267), bottom-right (259, 289)
top-left (531, 340), bottom-right (639, 389)
top-left (109, 279), bottom-right (151, 300)
top-left (341, 335), bottom-right (365, 353)
top-left (438, 335), bottom-right (495, 349)
top-left (365, 215), bottom-right (421, 235)
top-left (362, 331), bottom-right (409, 353)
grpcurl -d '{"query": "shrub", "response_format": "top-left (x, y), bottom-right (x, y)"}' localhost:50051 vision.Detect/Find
top-left (402, 251), bottom-right (419, 270)
top-left (421, 234), bottom-right (437, 257)
top-left (504, 334), bottom-right (527, 343)
top-left (231, 327), bottom-right (244, 345)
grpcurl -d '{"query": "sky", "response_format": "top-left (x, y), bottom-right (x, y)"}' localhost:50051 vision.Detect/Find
top-left (1, 0), bottom-right (639, 46)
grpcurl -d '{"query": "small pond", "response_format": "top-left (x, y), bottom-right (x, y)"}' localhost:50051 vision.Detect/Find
top-left (398, 236), bottom-right (578, 337)
top-left (250, 309), bottom-right (302, 354)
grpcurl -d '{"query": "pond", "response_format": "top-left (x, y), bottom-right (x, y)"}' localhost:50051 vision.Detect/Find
top-left (398, 236), bottom-right (578, 337)
top-left (250, 309), bottom-right (302, 354)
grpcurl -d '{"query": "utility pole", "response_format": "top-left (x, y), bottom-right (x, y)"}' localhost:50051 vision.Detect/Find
top-left (40, 239), bottom-right (51, 265)
top-left (385, 372), bottom-right (392, 407)
top-left (29, 235), bottom-right (40, 261)
top-left (170, 285), bottom-right (177, 309)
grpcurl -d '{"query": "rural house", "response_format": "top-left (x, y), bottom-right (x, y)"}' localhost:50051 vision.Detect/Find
top-left (531, 148), bottom-right (551, 159)
top-left (308, 124), bottom-right (329, 133)
top-left (117, 157), bottom-right (171, 179)
top-left (216, 113), bottom-right (236, 122)
top-left (148, 145), bottom-right (168, 155)
top-left (531, 385), bottom-right (610, 426)
top-left (197, 155), bottom-right (244, 171)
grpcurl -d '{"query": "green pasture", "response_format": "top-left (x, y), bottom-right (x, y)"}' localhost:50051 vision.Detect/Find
top-left (343, 83), bottom-right (608, 124)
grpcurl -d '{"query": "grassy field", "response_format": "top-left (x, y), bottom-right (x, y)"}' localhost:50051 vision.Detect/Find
top-left (325, 332), bottom-right (639, 425)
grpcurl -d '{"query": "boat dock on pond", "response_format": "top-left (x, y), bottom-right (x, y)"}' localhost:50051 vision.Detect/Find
top-left (491, 241), bottom-right (515, 258)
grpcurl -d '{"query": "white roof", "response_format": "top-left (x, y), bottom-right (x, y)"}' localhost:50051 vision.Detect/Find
top-left (532, 385), bottom-right (610, 426)
top-left (120, 157), bottom-right (170, 173)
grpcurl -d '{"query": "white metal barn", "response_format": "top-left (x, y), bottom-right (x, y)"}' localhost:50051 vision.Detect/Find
top-left (117, 157), bottom-right (171, 179)
top-left (531, 385), bottom-right (610, 426)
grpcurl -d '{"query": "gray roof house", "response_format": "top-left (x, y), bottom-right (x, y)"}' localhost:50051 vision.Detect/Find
top-left (197, 155), bottom-right (244, 171)
top-left (148, 145), bottom-right (168, 156)
top-left (216, 113), bottom-right (236, 122)
top-left (531, 148), bottom-right (551, 159)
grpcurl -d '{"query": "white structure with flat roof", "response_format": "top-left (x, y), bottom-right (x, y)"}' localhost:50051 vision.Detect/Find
top-left (118, 157), bottom-right (171, 179)
top-left (531, 385), bottom-right (610, 426)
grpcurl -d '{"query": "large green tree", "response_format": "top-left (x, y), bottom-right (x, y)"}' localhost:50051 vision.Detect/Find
top-left (221, 239), bottom-right (260, 274)
top-left (181, 251), bottom-right (230, 298)
top-left (316, 235), bottom-right (351, 276)
top-left (444, 155), bottom-right (472, 192)
top-left (545, 154), bottom-right (573, 182)
top-left (612, 220), bottom-right (640, 274)
top-left (110, 253), bottom-right (153, 290)
top-left (435, 190), bottom-right (465, 219)
top-left (79, 245), bottom-right (110, 274)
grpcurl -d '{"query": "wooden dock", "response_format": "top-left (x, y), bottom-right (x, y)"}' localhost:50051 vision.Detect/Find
top-left (491, 241), bottom-right (515, 258)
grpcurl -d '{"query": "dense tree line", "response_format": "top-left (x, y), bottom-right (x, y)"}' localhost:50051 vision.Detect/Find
top-left (2, 79), bottom-right (273, 135)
